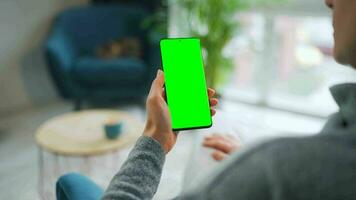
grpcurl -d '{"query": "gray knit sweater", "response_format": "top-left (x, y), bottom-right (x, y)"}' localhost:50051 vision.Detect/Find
top-left (102, 83), bottom-right (356, 200)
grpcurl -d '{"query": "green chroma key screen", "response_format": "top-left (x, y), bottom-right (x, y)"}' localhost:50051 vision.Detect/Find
top-left (160, 38), bottom-right (212, 131)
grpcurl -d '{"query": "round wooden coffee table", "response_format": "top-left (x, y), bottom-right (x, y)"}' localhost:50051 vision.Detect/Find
top-left (35, 110), bottom-right (143, 200)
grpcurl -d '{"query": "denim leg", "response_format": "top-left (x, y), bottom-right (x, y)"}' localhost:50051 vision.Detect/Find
top-left (56, 173), bottom-right (104, 200)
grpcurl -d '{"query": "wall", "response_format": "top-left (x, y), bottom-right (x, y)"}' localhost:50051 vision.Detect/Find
top-left (0, 0), bottom-right (88, 117)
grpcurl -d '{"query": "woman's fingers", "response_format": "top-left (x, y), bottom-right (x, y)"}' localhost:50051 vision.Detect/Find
top-left (210, 109), bottom-right (216, 116)
top-left (209, 98), bottom-right (218, 107)
top-left (204, 134), bottom-right (241, 154)
top-left (205, 134), bottom-right (234, 141)
top-left (203, 138), bottom-right (233, 153)
top-left (211, 150), bottom-right (227, 161)
top-left (208, 88), bottom-right (215, 98)
top-left (204, 134), bottom-right (225, 141)
top-left (207, 89), bottom-right (218, 116)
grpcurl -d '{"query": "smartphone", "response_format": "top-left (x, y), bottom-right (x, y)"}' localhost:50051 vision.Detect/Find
top-left (160, 38), bottom-right (212, 131)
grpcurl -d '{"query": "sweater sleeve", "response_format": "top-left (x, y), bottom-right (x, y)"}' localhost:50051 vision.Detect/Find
top-left (101, 136), bottom-right (166, 200)
top-left (177, 141), bottom-right (276, 200)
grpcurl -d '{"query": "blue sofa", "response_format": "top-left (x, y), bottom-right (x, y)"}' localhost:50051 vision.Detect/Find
top-left (56, 173), bottom-right (103, 200)
top-left (45, 4), bottom-right (162, 108)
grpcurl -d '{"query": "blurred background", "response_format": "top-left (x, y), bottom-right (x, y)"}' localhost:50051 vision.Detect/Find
top-left (1, 0), bottom-right (356, 199)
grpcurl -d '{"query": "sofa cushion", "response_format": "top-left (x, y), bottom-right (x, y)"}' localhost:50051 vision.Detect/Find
top-left (73, 57), bottom-right (147, 86)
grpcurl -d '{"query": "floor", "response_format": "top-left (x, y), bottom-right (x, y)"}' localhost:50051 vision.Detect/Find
top-left (0, 100), bottom-right (327, 200)
top-left (0, 101), bottom-right (72, 200)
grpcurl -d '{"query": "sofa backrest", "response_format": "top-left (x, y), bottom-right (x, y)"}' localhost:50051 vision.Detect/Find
top-left (91, 0), bottom-right (162, 11)
top-left (55, 4), bottom-right (148, 55)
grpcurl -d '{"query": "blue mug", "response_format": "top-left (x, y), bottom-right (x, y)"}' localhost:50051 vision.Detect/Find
top-left (104, 122), bottom-right (123, 140)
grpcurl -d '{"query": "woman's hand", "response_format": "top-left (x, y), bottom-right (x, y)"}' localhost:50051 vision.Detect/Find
top-left (203, 134), bottom-right (241, 161)
top-left (143, 69), bottom-right (219, 154)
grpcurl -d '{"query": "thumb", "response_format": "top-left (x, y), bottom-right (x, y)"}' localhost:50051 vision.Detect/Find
top-left (151, 69), bottom-right (165, 93)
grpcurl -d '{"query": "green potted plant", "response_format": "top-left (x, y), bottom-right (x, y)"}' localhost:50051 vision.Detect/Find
top-left (176, 0), bottom-right (285, 90)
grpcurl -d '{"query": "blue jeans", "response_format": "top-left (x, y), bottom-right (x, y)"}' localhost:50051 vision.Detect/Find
top-left (56, 173), bottom-right (103, 200)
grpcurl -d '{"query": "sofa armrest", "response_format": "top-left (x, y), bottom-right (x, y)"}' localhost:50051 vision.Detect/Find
top-left (45, 28), bottom-right (77, 73)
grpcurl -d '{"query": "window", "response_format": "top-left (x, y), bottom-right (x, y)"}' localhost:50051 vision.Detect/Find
top-left (222, 11), bottom-right (356, 118)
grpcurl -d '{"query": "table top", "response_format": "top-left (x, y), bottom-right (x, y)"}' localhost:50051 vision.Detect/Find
top-left (35, 110), bottom-right (143, 156)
